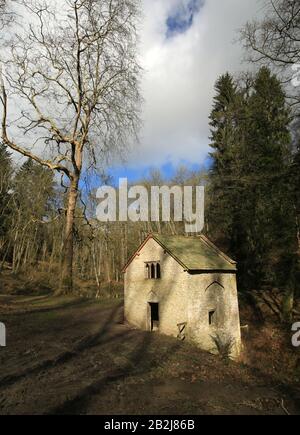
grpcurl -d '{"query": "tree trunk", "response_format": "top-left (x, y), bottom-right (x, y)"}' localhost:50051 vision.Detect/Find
top-left (59, 177), bottom-right (79, 294)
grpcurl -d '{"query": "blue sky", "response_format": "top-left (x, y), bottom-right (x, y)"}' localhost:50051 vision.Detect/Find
top-left (108, 158), bottom-right (212, 185)
top-left (79, 157), bottom-right (212, 195)
top-left (166, 0), bottom-right (204, 38)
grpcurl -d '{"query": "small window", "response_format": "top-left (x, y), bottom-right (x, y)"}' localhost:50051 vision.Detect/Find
top-left (145, 264), bottom-right (150, 279)
top-left (151, 263), bottom-right (156, 279)
top-left (209, 310), bottom-right (216, 326)
top-left (156, 263), bottom-right (161, 279)
top-left (145, 262), bottom-right (161, 280)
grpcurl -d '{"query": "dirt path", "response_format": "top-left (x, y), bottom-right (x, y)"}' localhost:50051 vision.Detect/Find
top-left (0, 296), bottom-right (299, 415)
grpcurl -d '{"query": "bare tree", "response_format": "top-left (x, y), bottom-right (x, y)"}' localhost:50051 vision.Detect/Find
top-left (0, 0), bottom-right (16, 28)
top-left (0, 0), bottom-right (141, 293)
top-left (240, 0), bottom-right (300, 112)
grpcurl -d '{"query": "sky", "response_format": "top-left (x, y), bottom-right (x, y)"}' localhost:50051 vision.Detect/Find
top-left (5, 0), bottom-right (264, 183)
top-left (110, 0), bottom-right (263, 181)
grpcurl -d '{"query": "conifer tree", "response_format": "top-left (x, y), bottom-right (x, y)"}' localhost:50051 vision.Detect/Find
top-left (0, 142), bottom-right (12, 251)
top-left (208, 73), bottom-right (244, 247)
top-left (208, 68), bottom-right (298, 319)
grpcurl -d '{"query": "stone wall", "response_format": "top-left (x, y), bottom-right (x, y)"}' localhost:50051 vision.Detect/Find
top-left (124, 237), bottom-right (189, 336)
top-left (124, 237), bottom-right (241, 358)
top-left (186, 273), bottom-right (241, 358)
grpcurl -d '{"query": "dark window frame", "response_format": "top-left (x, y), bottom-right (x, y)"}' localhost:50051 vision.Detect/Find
top-left (145, 262), bottom-right (161, 280)
top-left (209, 310), bottom-right (216, 326)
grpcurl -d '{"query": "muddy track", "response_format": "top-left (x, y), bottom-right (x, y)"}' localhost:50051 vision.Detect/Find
top-left (46, 333), bottom-right (181, 415)
top-left (0, 297), bottom-right (299, 415)
top-left (0, 297), bottom-right (91, 318)
top-left (0, 302), bottom-right (124, 389)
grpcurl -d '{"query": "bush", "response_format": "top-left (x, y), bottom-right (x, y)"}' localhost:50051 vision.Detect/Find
top-left (211, 332), bottom-right (235, 361)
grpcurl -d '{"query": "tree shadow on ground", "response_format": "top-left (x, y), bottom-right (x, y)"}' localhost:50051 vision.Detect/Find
top-left (0, 302), bottom-right (124, 388)
top-left (46, 330), bottom-right (181, 415)
top-left (45, 277), bottom-right (183, 415)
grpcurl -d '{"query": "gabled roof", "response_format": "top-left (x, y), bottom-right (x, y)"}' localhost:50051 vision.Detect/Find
top-left (122, 233), bottom-right (237, 273)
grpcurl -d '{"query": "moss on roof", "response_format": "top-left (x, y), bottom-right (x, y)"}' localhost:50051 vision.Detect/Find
top-left (152, 234), bottom-right (236, 271)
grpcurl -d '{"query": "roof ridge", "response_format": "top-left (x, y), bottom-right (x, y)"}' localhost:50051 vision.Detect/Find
top-left (199, 235), bottom-right (236, 265)
top-left (153, 233), bottom-right (236, 266)
top-left (122, 233), bottom-right (237, 273)
top-left (151, 234), bottom-right (188, 270)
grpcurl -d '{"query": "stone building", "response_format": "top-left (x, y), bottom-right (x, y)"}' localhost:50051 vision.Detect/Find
top-left (123, 234), bottom-right (241, 358)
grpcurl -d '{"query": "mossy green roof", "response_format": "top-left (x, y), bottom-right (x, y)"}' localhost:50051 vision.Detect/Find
top-left (152, 234), bottom-right (236, 271)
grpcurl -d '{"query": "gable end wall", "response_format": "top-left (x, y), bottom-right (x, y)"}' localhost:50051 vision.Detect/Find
top-left (124, 238), bottom-right (241, 358)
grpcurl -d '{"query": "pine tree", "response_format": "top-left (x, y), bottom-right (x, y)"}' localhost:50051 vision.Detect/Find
top-left (11, 159), bottom-right (56, 271)
top-left (208, 68), bottom-right (298, 319)
top-left (209, 73), bottom-right (239, 176)
top-left (14, 159), bottom-right (54, 219)
top-left (289, 141), bottom-right (300, 306)
top-left (243, 68), bottom-right (296, 298)
top-left (208, 73), bottom-right (246, 250)
top-left (0, 142), bottom-right (12, 246)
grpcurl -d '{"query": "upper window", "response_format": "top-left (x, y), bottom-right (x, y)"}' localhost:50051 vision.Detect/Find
top-left (145, 262), bottom-right (161, 280)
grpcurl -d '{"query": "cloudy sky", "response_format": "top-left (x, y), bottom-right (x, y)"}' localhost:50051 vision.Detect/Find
top-left (112, 0), bottom-right (263, 180)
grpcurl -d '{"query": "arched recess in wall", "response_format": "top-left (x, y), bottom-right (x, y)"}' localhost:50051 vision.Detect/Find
top-left (204, 281), bottom-right (225, 327)
top-left (205, 281), bottom-right (224, 292)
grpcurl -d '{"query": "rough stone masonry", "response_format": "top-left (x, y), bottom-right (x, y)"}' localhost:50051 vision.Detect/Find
top-left (123, 234), bottom-right (241, 359)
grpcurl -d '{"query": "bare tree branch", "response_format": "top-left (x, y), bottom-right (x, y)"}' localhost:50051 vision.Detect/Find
top-left (240, 0), bottom-right (300, 114)
top-left (0, 0), bottom-right (142, 293)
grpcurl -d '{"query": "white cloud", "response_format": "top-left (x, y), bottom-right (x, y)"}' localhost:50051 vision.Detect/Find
top-left (4, 0), bottom-right (263, 173)
top-left (125, 0), bottom-right (263, 168)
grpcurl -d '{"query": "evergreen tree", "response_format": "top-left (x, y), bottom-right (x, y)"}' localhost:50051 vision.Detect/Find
top-left (208, 73), bottom-right (244, 247)
top-left (209, 73), bottom-right (239, 176)
top-left (243, 68), bottom-right (296, 297)
top-left (0, 142), bottom-right (12, 251)
top-left (14, 159), bottom-right (54, 220)
top-left (10, 159), bottom-right (56, 270)
top-left (208, 68), bottom-right (298, 319)
top-left (289, 141), bottom-right (300, 303)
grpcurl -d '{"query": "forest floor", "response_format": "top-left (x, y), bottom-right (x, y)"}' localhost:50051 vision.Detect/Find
top-left (0, 294), bottom-right (299, 415)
